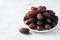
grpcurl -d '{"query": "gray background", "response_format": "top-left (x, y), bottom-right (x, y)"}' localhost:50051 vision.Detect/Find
top-left (0, 0), bottom-right (60, 40)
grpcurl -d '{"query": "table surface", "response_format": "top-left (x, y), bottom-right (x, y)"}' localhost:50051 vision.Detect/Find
top-left (0, 0), bottom-right (60, 40)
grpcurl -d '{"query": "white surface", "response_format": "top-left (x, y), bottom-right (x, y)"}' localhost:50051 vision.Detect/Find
top-left (0, 0), bottom-right (60, 40)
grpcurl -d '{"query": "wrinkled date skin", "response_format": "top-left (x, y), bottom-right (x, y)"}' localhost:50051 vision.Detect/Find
top-left (19, 28), bottom-right (29, 34)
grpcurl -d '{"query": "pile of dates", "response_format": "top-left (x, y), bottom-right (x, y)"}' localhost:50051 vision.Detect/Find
top-left (24, 6), bottom-right (58, 31)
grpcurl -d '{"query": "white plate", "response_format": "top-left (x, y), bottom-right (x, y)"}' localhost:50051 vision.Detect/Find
top-left (30, 19), bottom-right (59, 33)
top-left (24, 0), bottom-right (60, 33)
top-left (31, 25), bottom-right (58, 32)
